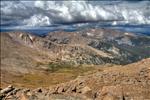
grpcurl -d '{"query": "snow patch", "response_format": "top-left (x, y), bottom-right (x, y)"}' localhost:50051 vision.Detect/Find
top-left (87, 32), bottom-right (94, 36)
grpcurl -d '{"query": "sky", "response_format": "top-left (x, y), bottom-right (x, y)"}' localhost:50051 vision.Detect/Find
top-left (1, 0), bottom-right (150, 35)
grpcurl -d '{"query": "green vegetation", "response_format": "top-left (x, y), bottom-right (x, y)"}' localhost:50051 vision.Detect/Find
top-left (47, 62), bottom-right (95, 76)
top-left (48, 62), bottom-right (72, 72)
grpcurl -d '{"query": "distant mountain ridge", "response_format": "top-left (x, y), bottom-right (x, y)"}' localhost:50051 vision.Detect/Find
top-left (1, 28), bottom-right (150, 65)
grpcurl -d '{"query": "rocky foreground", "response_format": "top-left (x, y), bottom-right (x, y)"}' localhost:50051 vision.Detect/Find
top-left (1, 58), bottom-right (150, 100)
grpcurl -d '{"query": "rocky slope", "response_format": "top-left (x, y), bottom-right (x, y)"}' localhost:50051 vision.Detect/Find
top-left (1, 58), bottom-right (150, 100)
top-left (0, 32), bottom-right (51, 74)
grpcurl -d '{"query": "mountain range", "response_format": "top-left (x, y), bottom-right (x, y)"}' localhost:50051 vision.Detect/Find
top-left (1, 28), bottom-right (150, 67)
top-left (1, 28), bottom-right (150, 99)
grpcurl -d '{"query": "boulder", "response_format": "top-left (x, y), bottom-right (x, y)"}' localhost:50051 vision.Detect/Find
top-left (97, 85), bottom-right (123, 100)
top-left (0, 85), bottom-right (14, 94)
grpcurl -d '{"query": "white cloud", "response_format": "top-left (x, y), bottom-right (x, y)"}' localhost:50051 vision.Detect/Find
top-left (23, 14), bottom-right (51, 26)
top-left (1, 0), bottom-right (150, 28)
